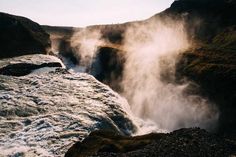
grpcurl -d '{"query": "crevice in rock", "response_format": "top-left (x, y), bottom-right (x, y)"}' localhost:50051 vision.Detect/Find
top-left (0, 62), bottom-right (62, 76)
top-left (90, 46), bottom-right (125, 92)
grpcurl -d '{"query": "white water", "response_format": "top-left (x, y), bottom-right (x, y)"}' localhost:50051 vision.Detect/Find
top-left (0, 55), bottom-right (147, 157)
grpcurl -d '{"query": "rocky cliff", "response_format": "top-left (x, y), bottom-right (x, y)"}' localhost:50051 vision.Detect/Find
top-left (164, 0), bottom-right (236, 134)
top-left (0, 12), bottom-right (51, 58)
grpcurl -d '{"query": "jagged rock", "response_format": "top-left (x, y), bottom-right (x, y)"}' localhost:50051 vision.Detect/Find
top-left (0, 12), bottom-right (51, 58)
top-left (0, 54), bottom-right (136, 156)
top-left (65, 128), bottom-right (236, 157)
top-left (42, 25), bottom-right (78, 64)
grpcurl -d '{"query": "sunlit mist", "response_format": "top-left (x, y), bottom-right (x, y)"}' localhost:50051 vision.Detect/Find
top-left (121, 18), bottom-right (218, 131)
top-left (68, 16), bottom-right (219, 132)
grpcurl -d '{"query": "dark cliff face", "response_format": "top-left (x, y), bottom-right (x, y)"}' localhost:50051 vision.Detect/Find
top-left (145, 0), bottom-right (236, 46)
top-left (165, 0), bottom-right (236, 43)
top-left (164, 0), bottom-right (236, 134)
top-left (85, 0), bottom-right (236, 135)
top-left (91, 47), bottom-right (125, 92)
top-left (0, 12), bottom-right (51, 58)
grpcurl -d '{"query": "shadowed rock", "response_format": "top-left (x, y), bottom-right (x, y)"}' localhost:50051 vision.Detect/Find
top-left (0, 62), bottom-right (62, 76)
top-left (65, 130), bottom-right (164, 157)
top-left (65, 128), bottom-right (236, 157)
top-left (0, 12), bottom-right (51, 58)
top-left (0, 54), bottom-right (64, 76)
top-left (91, 47), bottom-right (125, 91)
top-left (167, 0), bottom-right (236, 135)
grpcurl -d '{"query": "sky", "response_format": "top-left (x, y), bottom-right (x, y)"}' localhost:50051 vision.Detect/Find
top-left (0, 0), bottom-right (175, 27)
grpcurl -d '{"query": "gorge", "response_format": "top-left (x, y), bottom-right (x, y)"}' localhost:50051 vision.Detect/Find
top-left (0, 0), bottom-right (236, 156)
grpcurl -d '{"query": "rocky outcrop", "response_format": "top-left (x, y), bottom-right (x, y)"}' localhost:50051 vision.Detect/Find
top-left (0, 12), bottom-right (51, 58)
top-left (65, 128), bottom-right (236, 157)
top-left (0, 54), bottom-right (136, 156)
top-left (154, 0), bottom-right (236, 44)
top-left (42, 25), bottom-right (79, 65)
top-left (176, 47), bottom-right (236, 134)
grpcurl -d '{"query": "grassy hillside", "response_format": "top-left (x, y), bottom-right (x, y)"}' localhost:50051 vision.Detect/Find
top-left (168, 0), bottom-right (236, 134)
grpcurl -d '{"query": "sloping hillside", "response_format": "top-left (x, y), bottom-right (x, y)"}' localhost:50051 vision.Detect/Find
top-left (165, 0), bottom-right (236, 134)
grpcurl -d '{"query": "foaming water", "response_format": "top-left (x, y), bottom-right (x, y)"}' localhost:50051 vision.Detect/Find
top-left (0, 56), bottom-right (140, 156)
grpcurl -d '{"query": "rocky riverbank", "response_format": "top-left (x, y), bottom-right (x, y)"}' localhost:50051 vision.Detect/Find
top-left (65, 128), bottom-right (236, 157)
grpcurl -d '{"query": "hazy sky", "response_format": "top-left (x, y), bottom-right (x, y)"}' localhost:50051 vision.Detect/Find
top-left (0, 0), bottom-right (174, 27)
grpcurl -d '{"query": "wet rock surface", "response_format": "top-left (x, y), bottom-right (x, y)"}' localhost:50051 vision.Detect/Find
top-left (66, 128), bottom-right (236, 157)
top-left (0, 54), bottom-right (136, 156)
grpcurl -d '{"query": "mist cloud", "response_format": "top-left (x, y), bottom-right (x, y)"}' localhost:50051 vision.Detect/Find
top-left (121, 17), bottom-right (219, 131)
top-left (71, 28), bottom-right (103, 69)
top-left (69, 16), bottom-right (219, 133)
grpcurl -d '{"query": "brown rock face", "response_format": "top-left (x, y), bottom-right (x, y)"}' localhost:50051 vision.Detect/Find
top-left (0, 12), bottom-right (51, 58)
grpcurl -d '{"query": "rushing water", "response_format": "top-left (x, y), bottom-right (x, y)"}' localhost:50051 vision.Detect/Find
top-left (0, 55), bottom-right (151, 157)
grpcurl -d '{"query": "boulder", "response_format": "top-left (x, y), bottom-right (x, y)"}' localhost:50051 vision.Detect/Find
top-left (0, 12), bottom-right (51, 58)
